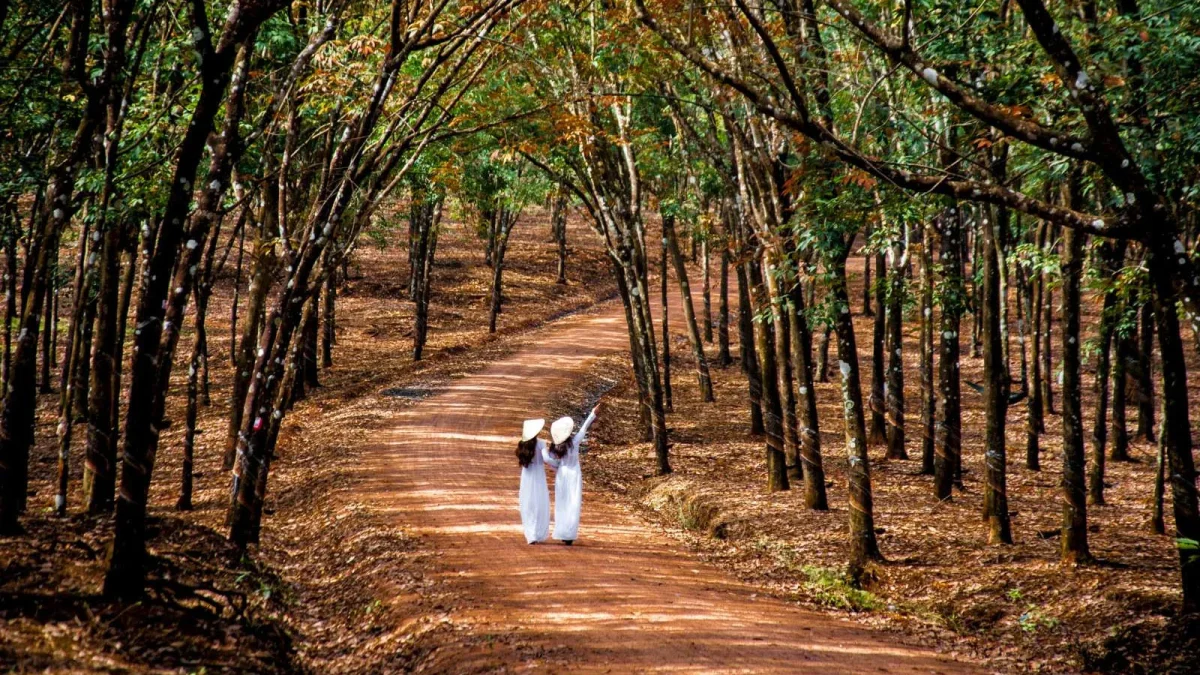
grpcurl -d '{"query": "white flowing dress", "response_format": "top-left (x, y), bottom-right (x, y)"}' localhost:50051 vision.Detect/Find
top-left (518, 439), bottom-right (550, 544)
top-left (545, 410), bottom-right (596, 542)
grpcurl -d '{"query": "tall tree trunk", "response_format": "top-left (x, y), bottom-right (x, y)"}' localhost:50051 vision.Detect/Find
top-left (488, 213), bottom-right (514, 334)
top-left (1025, 236), bottom-right (1043, 471)
top-left (412, 202), bottom-right (440, 361)
top-left (868, 253), bottom-right (887, 445)
top-left (829, 248), bottom-right (881, 577)
top-left (702, 239), bottom-right (713, 343)
top-left (225, 235), bottom-right (273, 469)
top-left (861, 230), bottom-right (873, 317)
top-left (885, 245), bottom-right (906, 461)
top-left (177, 334), bottom-right (202, 511)
top-left (1090, 242), bottom-right (1127, 505)
top-left (717, 247), bottom-right (732, 366)
top-left (322, 270), bottom-right (336, 368)
top-left (663, 214), bottom-right (714, 402)
top-left (789, 274), bottom-right (827, 509)
top-left (230, 217), bottom-right (246, 364)
top-left (3, 227), bottom-right (16, 388)
top-left (748, 261), bottom-right (787, 492)
top-left (763, 253), bottom-right (799, 483)
top-left (982, 209), bottom-right (1012, 544)
top-left (661, 234), bottom-right (672, 412)
top-left (40, 274), bottom-right (54, 394)
top-left (1110, 330), bottom-right (1131, 462)
top-left (1060, 224), bottom-right (1091, 564)
top-left (934, 208), bottom-right (964, 500)
top-left (1148, 238), bottom-right (1200, 611)
top-left (1042, 261), bottom-right (1056, 415)
top-left (552, 194), bottom-right (568, 284)
top-left (1135, 299), bottom-right (1155, 442)
top-left (737, 260), bottom-right (764, 435)
top-left (1149, 396), bottom-right (1166, 535)
top-left (816, 325), bottom-right (832, 383)
top-left (919, 224), bottom-right (936, 475)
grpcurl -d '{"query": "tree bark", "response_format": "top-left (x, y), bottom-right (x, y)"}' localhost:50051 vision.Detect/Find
top-left (717, 246), bottom-right (732, 366)
top-left (982, 208), bottom-right (1012, 544)
top-left (829, 247), bottom-right (881, 576)
top-left (934, 207), bottom-right (964, 500)
top-left (1135, 299), bottom-right (1155, 442)
top-left (748, 260), bottom-right (788, 492)
top-left (702, 238), bottom-right (713, 343)
top-left (1089, 241), bottom-right (1126, 505)
top-left (919, 225), bottom-right (936, 475)
top-left (868, 253), bottom-right (887, 445)
top-left (1060, 224), bottom-right (1092, 564)
top-left (736, 260), bottom-right (764, 435)
top-left (661, 234), bottom-right (672, 412)
top-left (885, 244), bottom-right (906, 461)
top-left (663, 214), bottom-right (714, 402)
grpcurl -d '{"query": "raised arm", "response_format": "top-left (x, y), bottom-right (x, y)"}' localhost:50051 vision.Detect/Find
top-left (572, 408), bottom-right (598, 451)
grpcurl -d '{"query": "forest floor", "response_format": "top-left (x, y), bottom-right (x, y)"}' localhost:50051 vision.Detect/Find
top-left (0, 208), bottom-right (617, 672)
top-left (586, 255), bottom-right (1200, 674)
top-left (1, 208), bottom-right (1197, 674)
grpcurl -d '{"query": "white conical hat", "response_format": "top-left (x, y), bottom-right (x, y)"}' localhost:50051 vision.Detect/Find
top-left (550, 416), bottom-right (574, 445)
top-left (521, 418), bottom-right (545, 442)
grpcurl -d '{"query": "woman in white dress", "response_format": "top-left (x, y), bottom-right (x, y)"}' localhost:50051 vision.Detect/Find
top-left (516, 418), bottom-right (550, 544)
top-left (544, 406), bottom-right (598, 545)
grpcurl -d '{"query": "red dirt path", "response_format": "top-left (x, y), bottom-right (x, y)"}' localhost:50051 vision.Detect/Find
top-left (355, 300), bottom-right (990, 673)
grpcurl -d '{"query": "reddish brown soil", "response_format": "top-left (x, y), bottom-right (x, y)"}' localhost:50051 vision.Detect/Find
top-left (355, 295), bottom-right (985, 673)
top-left (586, 254), bottom-right (1200, 674)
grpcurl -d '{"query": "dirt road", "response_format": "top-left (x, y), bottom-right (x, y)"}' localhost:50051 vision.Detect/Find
top-left (356, 301), bottom-right (986, 673)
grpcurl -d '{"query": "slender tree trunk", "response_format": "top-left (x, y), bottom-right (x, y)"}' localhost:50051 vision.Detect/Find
top-left (1060, 225), bottom-right (1091, 564)
top-left (919, 224), bottom-right (936, 475)
top-left (749, 261), bottom-right (788, 492)
top-left (737, 260), bottom-right (764, 435)
top-left (829, 248), bottom-right (881, 576)
top-left (885, 246), bottom-right (906, 461)
top-left (1135, 299), bottom-right (1155, 441)
top-left (230, 218), bottom-right (246, 364)
top-left (717, 247), bottom-right (732, 366)
top-left (702, 239), bottom-right (713, 343)
top-left (1029, 221), bottom-right (1047, 437)
top-left (789, 274), bottom-right (827, 509)
top-left (816, 325), bottom-right (832, 383)
top-left (322, 270), bottom-right (335, 368)
top-left (553, 194), bottom-right (568, 284)
top-left (663, 214), bottom-right (714, 401)
top-left (225, 246), bottom-right (272, 468)
top-left (40, 275), bottom-right (54, 394)
top-left (1042, 269), bottom-right (1056, 415)
top-left (488, 215), bottom-right (513, 334)
top-left (1149, 396), bottom-right (1166, 535)
top-left (861, 231), bottom-right (873, 316)
top-left (1090, 242), bottom-right (1126, 505)
top-left (661, 234), bottom-right (672, 412)
top-left (868, 253), bottom-right (887, 445)
top-left (3, 228), bottom-right (16, 387)
top-left (1110, 330), bottom-right (1131, 462)
top-left (177, 335), bottom-right (202, 511)
top-left (1148, 238), bottom-right (1200, 611)
top-left (764, 254), bottom-right (799, 483)
top-left (982, 210), bottom-right (1012, 544)
top-left (413, 204), bottom-right (439, 361)
top-left (934, 208), bottom-right (964, 500)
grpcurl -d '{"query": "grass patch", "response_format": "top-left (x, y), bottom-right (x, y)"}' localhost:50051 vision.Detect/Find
top-left (799, 565), bottom-right (882, 613)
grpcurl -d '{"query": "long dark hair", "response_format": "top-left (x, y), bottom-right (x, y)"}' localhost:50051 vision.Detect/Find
top-left (516, 437), bottom-right (537, 468)
top-left (548, 440), bottom-right (568, 459)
